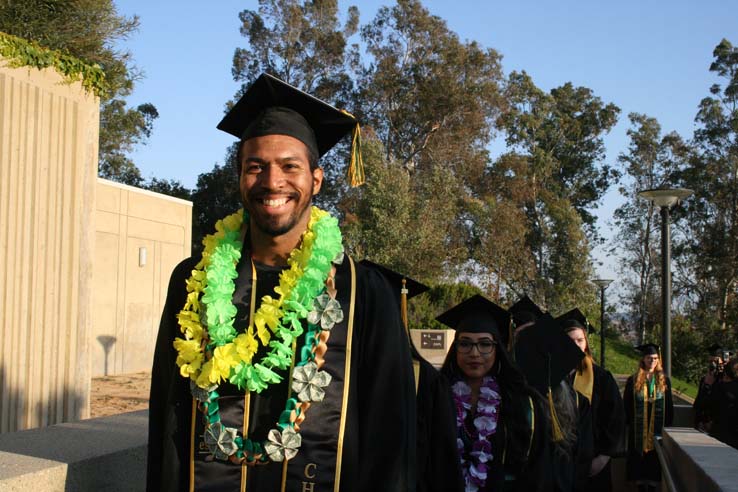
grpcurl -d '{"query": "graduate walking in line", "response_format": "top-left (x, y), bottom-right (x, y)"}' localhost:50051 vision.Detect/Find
top-left (558, 309), bottom-right (626, 492)
top-left (439, 295), bottom-right (548, 492)
top-left (623, 344), bottom-right (674, 492)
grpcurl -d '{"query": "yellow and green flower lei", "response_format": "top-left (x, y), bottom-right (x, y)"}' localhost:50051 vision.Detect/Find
top-left (173, 206), bottom-right (345, 463)
top-left (173, 206), bottom-right (343, 392)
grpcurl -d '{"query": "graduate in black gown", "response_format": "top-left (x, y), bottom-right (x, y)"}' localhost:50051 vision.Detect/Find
top-left (706, 356), bottom-right (738, 449)
top-left (557, 308), bottom-right (625, 492)
top-left (516, 313), bottom-right (594, 492)
top-left (439, 295), bottom-right (548, 492)
top-left (508, 295), bottom-right (546, 355)
top-left (623, 344), bottom-right (674, 492)
top-left (146, 74), bottom-right (416, 492)
top-left (359, 260), bottom-right (463, 492)
top-left (693, 344), bottom-right (726, 431)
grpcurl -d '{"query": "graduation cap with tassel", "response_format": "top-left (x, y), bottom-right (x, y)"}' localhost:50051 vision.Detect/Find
top-left (217, 72), bottom-right (365, 187)
top-left (515, 313), bottom-right (585, 442)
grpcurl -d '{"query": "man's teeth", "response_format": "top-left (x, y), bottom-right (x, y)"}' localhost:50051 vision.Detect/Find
top-left (263, 198), bottom-right (288, 207)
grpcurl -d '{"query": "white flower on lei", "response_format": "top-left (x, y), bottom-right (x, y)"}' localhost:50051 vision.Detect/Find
top-left (264, 426), bottom-right (302, 462)
top-left (292, 361), bottom-right (332, 402)
top-left (307, 293), bottom-right (343, 330)
top-left (203, 422), bottom-right (239, 460)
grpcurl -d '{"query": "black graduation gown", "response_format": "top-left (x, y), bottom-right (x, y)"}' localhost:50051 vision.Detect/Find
top-left (458, 391), bottom-right (547, 492)
top-left (540, 388), bottom-right (593, 492)
top-left (693, 376), bottom-right (714, 430)
top-left (707, 379), bottom-right (738, 449)
top-left (583, 364), bottom-right (626, 491)
top-left (146, 256), bottom-right (416, 492)
top-left (414, 359), bottom-right (464, 492)
top-left (623, 375), bottom-right (673, 483)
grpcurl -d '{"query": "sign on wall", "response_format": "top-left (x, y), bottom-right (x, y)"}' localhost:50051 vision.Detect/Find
top-left (421, 331), bottom-right (446, 349)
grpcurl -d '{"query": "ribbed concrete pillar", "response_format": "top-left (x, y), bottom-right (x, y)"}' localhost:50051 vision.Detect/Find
top-left (0, 59), bottom-right (99, 432)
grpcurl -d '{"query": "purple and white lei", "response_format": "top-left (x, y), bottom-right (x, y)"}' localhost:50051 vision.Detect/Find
top-left (452, 376), bottom-right (502, 492)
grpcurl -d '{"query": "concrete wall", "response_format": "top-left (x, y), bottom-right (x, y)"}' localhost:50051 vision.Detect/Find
top-left (0, 60), bottom-right (99, 432)
top-left (93, 179), bottom-right (192, 377)
top-left (660, 427), bottom-right (738, 492)
top-left (0, 410), bottom-right (147, 491)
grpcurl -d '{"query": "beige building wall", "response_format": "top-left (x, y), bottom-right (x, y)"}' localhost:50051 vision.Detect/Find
top-left (93, 179), bottom-right (192, 377)
top-left (0, 61), bottom-right (99, 432)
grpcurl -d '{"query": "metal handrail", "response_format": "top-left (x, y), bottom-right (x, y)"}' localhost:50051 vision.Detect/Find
top-left (654, 437), bottom-right (678, 492)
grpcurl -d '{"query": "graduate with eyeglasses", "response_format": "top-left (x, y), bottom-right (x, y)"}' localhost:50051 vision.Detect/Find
top-left (439, 295), bottom-right (547, 492)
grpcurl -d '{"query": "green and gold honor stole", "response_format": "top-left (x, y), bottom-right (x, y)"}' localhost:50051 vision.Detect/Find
top-left (633, 373), bottom-right (665, 454)
top-left (174, 207), bottom-right (347, 474)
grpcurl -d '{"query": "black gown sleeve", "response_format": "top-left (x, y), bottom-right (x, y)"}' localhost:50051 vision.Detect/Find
top-left (355, 267), bottom-right (417, 492)
top-left (693, 377), bottom-right (711, 429)
top-left (513, 393), bottom-right (549, 492)
top-left (146, 257), bottom-right (195, 492)
top-left (593, 366), bottom-right (626, 457)
top-left (664, 377), bottom-right (674, 427)
top-left (417, 362), bottom-right (464, 492)
top-left (623, 375), bottom-right (635, 452)
top-left (623, 376), bottom-right (634, 426)
top-left (574, 392), bottom-right (594, 492)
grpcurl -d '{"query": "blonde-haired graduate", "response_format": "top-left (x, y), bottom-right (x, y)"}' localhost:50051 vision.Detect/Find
top-left (558, 309), bottom-right (625, 492)
top-left (623, 344), bottom-right (674, 492)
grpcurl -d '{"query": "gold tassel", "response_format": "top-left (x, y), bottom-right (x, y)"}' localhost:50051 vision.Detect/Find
top-left (547, 388), bottom-right (564, 442)
top-left (340, 110), bottom-right (365, 187)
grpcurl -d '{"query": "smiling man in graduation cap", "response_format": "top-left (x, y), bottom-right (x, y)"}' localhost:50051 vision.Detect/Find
top-left (146, 74), bottom-right (416, 492)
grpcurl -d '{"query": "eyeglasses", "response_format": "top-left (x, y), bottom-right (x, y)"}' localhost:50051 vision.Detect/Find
top-left (457, 339), bottom-right (497, 354)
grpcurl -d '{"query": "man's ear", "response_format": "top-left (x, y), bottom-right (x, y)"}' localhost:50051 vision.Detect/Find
top-left (312, 167), bottom-right (324, 195)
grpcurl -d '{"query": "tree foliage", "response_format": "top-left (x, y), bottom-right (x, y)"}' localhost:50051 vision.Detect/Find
top-left (612, 113), bottom-right (690, 343)
top-left (0, 0), bottom-right (158, 185)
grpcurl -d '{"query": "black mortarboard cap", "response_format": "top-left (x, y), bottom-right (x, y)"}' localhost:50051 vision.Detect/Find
top-left (636, 343), bottom-right (660, 356)
top-left (358, 260), bottom-right (430, 300)
top-left (556, 308), bottom-right (596, 334)
top-left (435, 295), bottom-right (512, 346)
top-left (515, 314), bottom-right (584, 394)
top-left (217, 73), bottom-right (365, 185)
top-left (509, 295), bottom-right (545, 327)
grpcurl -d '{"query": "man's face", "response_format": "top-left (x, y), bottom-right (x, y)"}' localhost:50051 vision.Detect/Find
top-left (239, 134), bottom-right (323, 237)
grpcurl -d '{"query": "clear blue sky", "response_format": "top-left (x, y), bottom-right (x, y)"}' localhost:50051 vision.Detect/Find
top-left (115, 0), bottom-right (738, 281)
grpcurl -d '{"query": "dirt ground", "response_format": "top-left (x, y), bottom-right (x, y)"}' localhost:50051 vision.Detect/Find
top-left (90, 372), bottom-right (151, 418)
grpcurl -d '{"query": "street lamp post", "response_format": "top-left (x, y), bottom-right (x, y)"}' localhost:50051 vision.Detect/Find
top-left (637, 187), bottom-right (694, 378)
top-left (592, 279), bottom-right (613, 369)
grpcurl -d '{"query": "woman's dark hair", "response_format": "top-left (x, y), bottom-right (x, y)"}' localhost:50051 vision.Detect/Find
top-left (548, 380), bottom-right (577, 460)
top-left (441, 333), bottom-right (538, 465)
